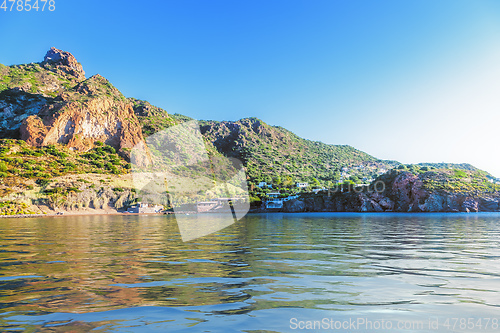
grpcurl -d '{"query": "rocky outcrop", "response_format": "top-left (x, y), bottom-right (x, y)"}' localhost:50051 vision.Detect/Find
top-left (43, 182), bottom-right (137, 211)
top-left (19, 114), bottom-right (47, 146)
top-left (283, 199), bottom-right (306, 212)
top-left (43, 47), bottom-right (85, 81)
top-left (276, 171), bottom-right (500, 213)
top-left (1, 49), bottom-right (146, 161)
top-left (0, 90), bottom-right (48, 138)
top-left (20, 95), bottom-right (144, 159)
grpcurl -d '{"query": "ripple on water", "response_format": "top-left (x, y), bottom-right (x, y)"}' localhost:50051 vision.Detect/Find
top-left (0, 213), bottom-right (499, 331)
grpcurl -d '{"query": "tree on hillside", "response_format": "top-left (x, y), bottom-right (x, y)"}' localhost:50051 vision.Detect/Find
top-left (283, 176), bottom-right (294, 187)
top-left (349, 176), bottom-right (360, 184)
top-left (312, 177), bottom-right (320, 187)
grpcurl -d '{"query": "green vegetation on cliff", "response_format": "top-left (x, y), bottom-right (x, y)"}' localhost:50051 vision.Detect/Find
top-left (200, 117), bottom-right (398, 186)
top-left (0, 62), bottom-right (80, 97)
top-left (129, 98), bottom-right (178, 136)
top-left (375, 164), bottom-right (500, 195)
top-left (0, 139), bottom-right (130, 195)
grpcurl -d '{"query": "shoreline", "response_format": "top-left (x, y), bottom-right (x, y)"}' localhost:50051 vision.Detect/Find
top-left (1, 210), bottom-right (498, 219)
top-left (0, 209), bottom-right (168, 219)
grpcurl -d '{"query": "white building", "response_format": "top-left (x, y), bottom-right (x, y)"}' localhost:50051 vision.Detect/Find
top-left (127, 202), bottom-right (164, 214)
top-left (258, 182), bottom-right (272, 188)
top-left (265, 193), bottom-right (301, 209)
top-left (265, 192), bottom-right (283, 209)
top-left (296, 182), bottom-right (309, 188)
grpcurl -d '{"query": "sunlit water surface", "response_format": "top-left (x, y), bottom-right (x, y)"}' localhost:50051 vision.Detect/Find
top-left (1, 213), bottom-right (500, 332)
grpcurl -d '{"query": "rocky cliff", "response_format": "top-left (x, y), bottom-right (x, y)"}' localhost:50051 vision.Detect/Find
top-left (2, 48), bottom-right (145, 160)
top-left (280, 169), bottom-right (500, 213)
top-left (43, 47), bottom-right (85, 81)
top-left (20, 74), bottom-right (144, 159)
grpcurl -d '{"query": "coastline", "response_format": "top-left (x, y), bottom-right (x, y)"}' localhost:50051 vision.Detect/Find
top-left (0, 209), bottom-right (167, 219)
top-left (2, 209), bottom-right (498, 219)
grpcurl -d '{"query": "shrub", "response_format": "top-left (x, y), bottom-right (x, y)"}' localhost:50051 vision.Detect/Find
top-left (454, 169), bottom-right (467, 178)
top-left (84, 153), bottom-right (99, 160)
top-left (103, 146), bottom-right (116, 154)
top-left (35, 172), bottom-right (50, 179)
top-left (36, 179), bottom-right (50, 187)
top-left (67, 187), bottom-right (81, 193)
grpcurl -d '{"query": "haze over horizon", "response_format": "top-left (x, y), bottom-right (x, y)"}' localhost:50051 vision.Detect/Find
top-left (1, 0), bottom-right (499, 177)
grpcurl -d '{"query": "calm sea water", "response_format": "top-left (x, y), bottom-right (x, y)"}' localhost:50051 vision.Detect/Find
top-left (1, 213), bottom-right (500, 332)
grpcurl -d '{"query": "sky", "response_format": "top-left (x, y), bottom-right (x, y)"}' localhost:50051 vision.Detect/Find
top-left (1, 0), bottom-right (500, 176)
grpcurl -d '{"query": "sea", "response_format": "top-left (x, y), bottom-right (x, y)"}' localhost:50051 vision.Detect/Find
top-left (1, 213), bottom-right (500, 332)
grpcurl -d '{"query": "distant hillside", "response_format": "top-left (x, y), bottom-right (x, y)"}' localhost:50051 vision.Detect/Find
top-left (416, 163), bottom-right (499, 183)
top-left (199, 118), bottom-right (398, 185)
top-left (280, 167), bottom-right (500, 213)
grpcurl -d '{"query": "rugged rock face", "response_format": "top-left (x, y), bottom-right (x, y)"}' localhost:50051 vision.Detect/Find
top-left (42, 180), bottom-right (137, 211)
top-left (278, 171), bottom-right (500, 213)
top-left (283, 199), bottom-right (306, 212)
top-left (0, 49), bottom-right (148, 161)
top-left (0, 91), bottom-right (49, 138)
top-left (0, 49), bottom-right (146, 160)
top-left (20, 75), bottom-right (143, 157)
top-left (20, 96), bottom-right (144, 158)
top-left (43, 47), bottom-right (86, 81)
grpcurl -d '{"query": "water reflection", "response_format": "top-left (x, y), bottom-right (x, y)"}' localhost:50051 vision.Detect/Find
top-left (0, 213), bottom-right (500, 331)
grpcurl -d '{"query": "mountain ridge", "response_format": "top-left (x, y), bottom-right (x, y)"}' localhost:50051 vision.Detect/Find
top-left (0, 48), bottom-right (492, 179)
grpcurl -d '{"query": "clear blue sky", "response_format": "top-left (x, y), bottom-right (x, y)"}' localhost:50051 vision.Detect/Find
top-left (1, 0), bottom-right (500, 176)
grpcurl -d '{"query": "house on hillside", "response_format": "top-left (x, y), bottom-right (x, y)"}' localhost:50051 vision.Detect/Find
top-left (258, 182), bottom-right (273, 188)
top-left (265, 192), bottom-right (283, 209)
top-left (296, 182), bottom-right (308, 188)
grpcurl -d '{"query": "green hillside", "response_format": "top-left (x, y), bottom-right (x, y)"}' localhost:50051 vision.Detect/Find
top-left (199, 117), bottom-right (398, 186)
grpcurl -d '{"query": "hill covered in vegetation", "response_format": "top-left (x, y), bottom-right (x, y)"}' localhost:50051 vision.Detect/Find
top-left (0, 48), bottom-right (498, 214)
top-left (200, 118), bottom-right (399, 186)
